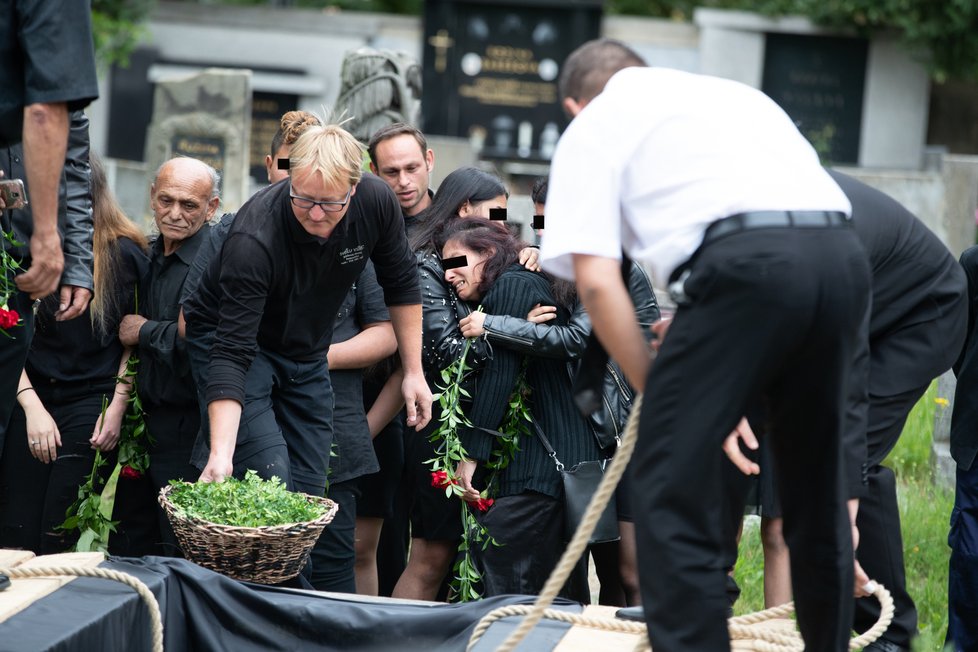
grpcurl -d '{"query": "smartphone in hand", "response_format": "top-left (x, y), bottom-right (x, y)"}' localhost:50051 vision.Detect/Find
top-left (0, 178), bottom-right (28, 210)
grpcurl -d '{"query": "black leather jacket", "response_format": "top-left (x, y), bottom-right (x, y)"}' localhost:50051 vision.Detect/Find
top-left (418, 251), bottom-right (489, 379)
top-left (0, 109), bottom-right (94, 291)
top-left (480, 264), bottom-right (659, 448)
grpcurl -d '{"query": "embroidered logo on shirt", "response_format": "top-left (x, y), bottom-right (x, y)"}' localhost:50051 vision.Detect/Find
top-left (339, 245), bottom-right (366, 265)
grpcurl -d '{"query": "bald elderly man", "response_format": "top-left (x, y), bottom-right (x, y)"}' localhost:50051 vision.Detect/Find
top-left (111, 157), bottom-right (220, 557)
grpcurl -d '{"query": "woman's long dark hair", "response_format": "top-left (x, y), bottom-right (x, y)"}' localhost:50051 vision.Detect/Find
top-left (409, 166), bottom-right (508, 253)
top-left (438, 217), bottom-right (523, 299)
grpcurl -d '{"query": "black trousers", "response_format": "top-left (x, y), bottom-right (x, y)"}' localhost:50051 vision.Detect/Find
top-left (947, 461), bottom-right (978, 652)
top-left (309, 479), bottom-right (359, 592)
top-left (475, 492), bottom-right (589, 603)
top-left (187, 323), bottom-right (334, 498)
top-left (850, 385), bottom-right (928, 646)
top-left (632, 227), bottom-right (870, 652)
top-left (0, 384), bottom-right (112, 553)
top-left (730, 386), bottom-right (927, 645)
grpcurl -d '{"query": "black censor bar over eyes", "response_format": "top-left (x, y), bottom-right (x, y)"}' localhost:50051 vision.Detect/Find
top-left (442, 255), bottom-right (468, 270)
top-left (277, 158), bottom-right (290, 170)
top-left (532, 214), bottom-right (545, 230)
top-left (489, 208), bottom-right (507, 221)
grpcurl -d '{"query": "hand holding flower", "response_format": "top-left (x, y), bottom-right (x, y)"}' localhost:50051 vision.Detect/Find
top-left (454, 459), bottom-right (481, 502)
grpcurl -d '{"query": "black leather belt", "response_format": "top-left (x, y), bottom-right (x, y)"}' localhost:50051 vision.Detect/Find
top-left (703, 210), bottom-right (849, 246)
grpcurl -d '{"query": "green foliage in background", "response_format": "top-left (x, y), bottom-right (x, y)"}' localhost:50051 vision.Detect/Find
top-left (606, 0), bottom-right (978, 82)
top-left (733, 382), bottom-right (953, 650)
top-left (91, 0), bottom-right (156, 68)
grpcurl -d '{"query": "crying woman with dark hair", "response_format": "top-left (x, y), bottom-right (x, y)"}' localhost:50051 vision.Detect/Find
top-left (438, 217), bottom-right (600, 600)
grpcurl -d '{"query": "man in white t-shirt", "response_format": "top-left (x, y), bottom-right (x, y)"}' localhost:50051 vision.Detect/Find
top-left (540, 39), bottom-right (871, 652)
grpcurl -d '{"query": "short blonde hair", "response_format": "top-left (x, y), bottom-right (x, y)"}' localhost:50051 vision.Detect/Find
top-left (288, 124), bottom-right (364, 188)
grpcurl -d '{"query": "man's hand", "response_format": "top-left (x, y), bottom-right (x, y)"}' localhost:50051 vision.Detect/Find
top-left (722, 417), bottom-right (761, 475)
top-left (199, 455), bottom-right (233, 484)
top-left (402, 370), bottom-right (433, 431)
top-left (455, 459), bottom-right (481, 502)
top-left (459, 310), bottom-right (487, 338)
top-left (55, 285), bottom-right (92, 321)
top-left (178, 308), bottom-right (186, 339)
top-left (848, 498), bottom-right (874, 597)
top-left (15, 229), bottom-right (64, 299)
top-left (651, 316), bottom-right (672, 353)
top-left (119, 314), bottom-right (148, 347)
top-left (518, 247), bottom-right (541, 272)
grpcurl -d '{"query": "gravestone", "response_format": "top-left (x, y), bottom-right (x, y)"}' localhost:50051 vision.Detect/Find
top-left (761, 33), bottom-right (867, 165)
top-left (250, 91), bottom-right (299, 184)
top-left (422, 0), bottom-right (602, 162)
top-left (144, 68), bottom-right (252, 216)
top-left (933, 370), bottom-right (957, 489)
top-left (107, 46), bottom-right (159, 164)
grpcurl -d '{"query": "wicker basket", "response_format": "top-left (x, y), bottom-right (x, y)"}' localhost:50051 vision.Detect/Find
top-left (158, 484), bottom-right (339, 584)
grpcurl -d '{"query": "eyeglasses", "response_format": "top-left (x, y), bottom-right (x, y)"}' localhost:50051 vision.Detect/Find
top-left (289, 185), bottom-right (352, 213)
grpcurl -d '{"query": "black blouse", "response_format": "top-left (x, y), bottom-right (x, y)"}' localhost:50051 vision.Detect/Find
top-left (28, 237), bottom-right (147, 386)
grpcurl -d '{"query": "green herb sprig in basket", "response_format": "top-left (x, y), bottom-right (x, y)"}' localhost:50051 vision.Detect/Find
top-left (166, 471), bottom-right (328, 528)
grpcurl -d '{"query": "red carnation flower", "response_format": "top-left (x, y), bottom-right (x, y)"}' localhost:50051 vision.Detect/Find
top-left (120, 465), bottom-right (143, 480)
top-left (0, 308), bottom-right (19, 330)
top-left (430, 470), bottom-right (455, 489)
top-left (472, 497), bottom-right (494, 512)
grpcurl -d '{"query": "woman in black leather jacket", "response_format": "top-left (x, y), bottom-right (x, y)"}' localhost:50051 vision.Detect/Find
top-left (455, 181), bottom-right (659, 606)
top-left (444, 217), bottom-right (600, 600)
top-left (392, 166), bottom-right (509, 600)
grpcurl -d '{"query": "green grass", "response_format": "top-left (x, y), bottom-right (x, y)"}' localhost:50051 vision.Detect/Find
top-left (733, 382), bottom-right (954, 650)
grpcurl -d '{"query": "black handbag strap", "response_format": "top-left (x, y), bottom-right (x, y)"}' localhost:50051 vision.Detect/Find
top-left (572, 254), bottom-right (633, 418)
top-left (529, 418), bottom-right (565, 472)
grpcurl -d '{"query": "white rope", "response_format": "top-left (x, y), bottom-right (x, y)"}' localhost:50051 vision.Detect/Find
top-left (465, 394), bottom-right (895, 651)
top-left (466, 583), bottom-right (892, 652)
top-left (0, 565), bottom-right (163, 652)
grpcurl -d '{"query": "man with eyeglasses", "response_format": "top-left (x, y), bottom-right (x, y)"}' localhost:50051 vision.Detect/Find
top-left (183, 125), bottom-right (430, 531)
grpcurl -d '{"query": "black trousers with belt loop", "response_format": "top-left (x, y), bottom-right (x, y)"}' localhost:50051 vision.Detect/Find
top-left (631, 216), bottom-right (871, 652)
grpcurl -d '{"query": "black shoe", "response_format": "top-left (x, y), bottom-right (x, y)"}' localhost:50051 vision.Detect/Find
top-left (615, 606), bottom-right (645, 622)
top-left (865, 639), bottom-right (911, 652)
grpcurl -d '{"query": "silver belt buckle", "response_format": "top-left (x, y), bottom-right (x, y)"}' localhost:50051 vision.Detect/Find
top-left (668, 268), bottom-right (693, 306)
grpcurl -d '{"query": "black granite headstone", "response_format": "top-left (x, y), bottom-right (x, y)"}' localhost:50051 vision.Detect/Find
top-left (422, 0), bottom-right (602, 162)
top-left (761, 33), bottom-right (868, 164)
top-left (171, 134), bottom-right (226, 174)
top-left (107, 47), bottom-right (159, 162)
top-left (250, 91), bottom-right (299, 183)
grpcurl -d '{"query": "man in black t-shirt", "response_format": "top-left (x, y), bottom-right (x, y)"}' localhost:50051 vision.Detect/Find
top-left (184, 124), bottom-right (430, 508)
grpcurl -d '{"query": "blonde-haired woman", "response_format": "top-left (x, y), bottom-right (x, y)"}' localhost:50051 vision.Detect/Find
top-left (0, 151), bottom-right (148, 553)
